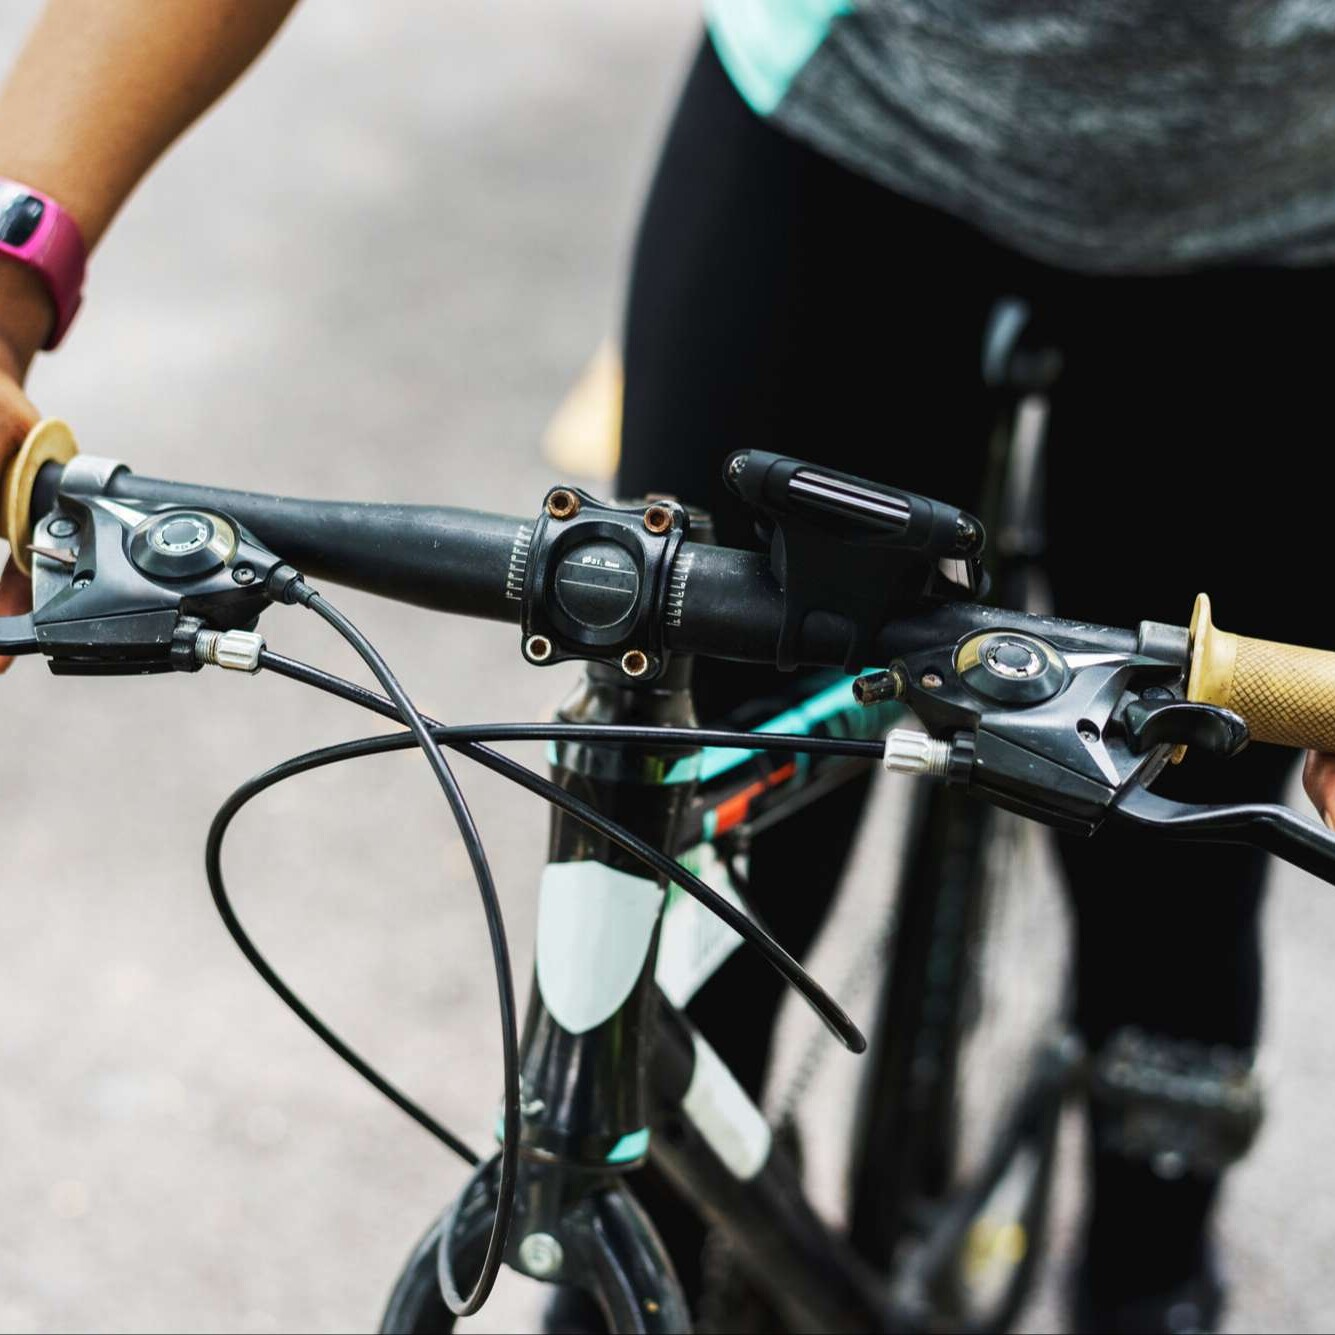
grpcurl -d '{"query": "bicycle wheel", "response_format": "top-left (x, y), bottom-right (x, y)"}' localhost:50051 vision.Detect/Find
top-left (848, 780), bottom-right (1074, 1332)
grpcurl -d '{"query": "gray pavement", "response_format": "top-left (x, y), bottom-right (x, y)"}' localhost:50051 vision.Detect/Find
top-left (1, 4), bottom-right (1332, 1331)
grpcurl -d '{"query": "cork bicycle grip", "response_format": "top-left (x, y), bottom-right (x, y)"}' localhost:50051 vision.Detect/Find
top-left (1, 419), bottom-right (79, 575)
top-left (1188, 593), bottom-right (1335, 752)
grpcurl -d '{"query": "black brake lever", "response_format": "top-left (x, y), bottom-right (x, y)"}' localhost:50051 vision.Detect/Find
top-left (0, 613), bottom-right (38, 656)
top-left (1123, 698), bottom-right (1250, 757)
top-left (1114, 784), bottom-right (1335, 885)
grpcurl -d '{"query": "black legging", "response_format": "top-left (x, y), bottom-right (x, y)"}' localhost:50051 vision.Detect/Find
top-left (617, 36), bottom-right (1324, 1307)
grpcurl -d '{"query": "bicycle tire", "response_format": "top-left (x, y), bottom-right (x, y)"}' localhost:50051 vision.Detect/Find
top-left (847, 780), bottom-right (1072, 1332)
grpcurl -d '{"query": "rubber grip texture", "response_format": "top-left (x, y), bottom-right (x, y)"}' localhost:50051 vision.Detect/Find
top-left (1228, 636), bottom-right (1335, 752)
top-left (1188, 593), bottom-right (1335, 751)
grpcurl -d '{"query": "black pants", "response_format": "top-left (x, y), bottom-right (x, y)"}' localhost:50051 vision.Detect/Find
top-left (617, 37), bottom-right (1320, 1304)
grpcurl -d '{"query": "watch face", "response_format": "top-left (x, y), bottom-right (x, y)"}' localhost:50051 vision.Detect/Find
top-left (0, 189), bottom-right (45, 248)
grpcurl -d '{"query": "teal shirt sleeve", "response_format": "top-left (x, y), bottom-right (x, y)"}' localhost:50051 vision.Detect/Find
top-left (705, 0), bottom-right (854, 115)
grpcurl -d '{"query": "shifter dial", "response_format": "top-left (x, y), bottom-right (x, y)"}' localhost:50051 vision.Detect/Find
top-left (130, 509), bottom-right (238, 579)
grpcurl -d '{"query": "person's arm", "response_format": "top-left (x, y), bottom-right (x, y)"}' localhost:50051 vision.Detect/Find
top-left (0, 0), bottom-right (300, 667)
top-left (1303, 752), bottom-right (1335, 829)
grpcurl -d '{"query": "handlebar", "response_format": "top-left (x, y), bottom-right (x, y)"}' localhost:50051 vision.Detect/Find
top-left (8, 439), bottom-right (1335, 885)
top-left (32, 460), bottom-right (1137, 670)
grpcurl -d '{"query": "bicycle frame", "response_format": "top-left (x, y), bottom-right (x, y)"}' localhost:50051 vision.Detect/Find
top-left (381, 659), bottom-right (1075, 1334)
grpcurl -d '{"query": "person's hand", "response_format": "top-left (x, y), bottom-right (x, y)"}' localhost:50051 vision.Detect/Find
top-left (1303, 751), bottom-right (1335, 831)
top-left (0, 316), bottom-right (42, 673)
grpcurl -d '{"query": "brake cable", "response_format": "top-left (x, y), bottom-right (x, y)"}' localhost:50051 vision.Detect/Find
top-left (206, 594), bottom-right (879, 1313)
top-left (281, 580), bottom-right (517, 1318)
top-left (255, 647), bottom-right (870, 1049)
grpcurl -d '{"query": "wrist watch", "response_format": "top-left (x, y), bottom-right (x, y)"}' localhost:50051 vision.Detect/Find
top-left (0, 177), bottom-right (87, 350)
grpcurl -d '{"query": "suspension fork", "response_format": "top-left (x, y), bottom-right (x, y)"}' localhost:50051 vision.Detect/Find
top-left (430, 658), bottom-right (702, 1329)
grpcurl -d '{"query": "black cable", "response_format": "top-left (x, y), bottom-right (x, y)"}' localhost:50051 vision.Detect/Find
top-left (285, 583), bottom-right (516, 1319)
top-left (206, 723), bottom-right (868, 1187)
top-left (206, 768), bottom-right (479, 1167)
top-left (258, 648), bottom-right (866, 1052)
top-left (256, 652), bottom-right (884, 761)
top-left (204, 634), bottom-right (873, 1315)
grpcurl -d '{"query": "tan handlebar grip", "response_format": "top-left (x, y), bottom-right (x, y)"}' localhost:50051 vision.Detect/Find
top-left (1, 419), bottom-right (79, 575)
top-left (1188, 593), bottom-right (1335, 752)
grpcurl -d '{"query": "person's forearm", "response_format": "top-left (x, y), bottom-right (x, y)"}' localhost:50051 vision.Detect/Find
top-left (0, 0), bottom-right (300, 367)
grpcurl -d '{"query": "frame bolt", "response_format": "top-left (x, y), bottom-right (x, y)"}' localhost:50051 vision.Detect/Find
top-left (546, 489), bottom-right (579, 520)
top-left (518, 1232), bottom-right (564, 1278)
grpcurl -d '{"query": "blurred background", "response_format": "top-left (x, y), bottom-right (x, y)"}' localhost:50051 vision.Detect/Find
top-left (2, 3), bottom-right (1334, 1331)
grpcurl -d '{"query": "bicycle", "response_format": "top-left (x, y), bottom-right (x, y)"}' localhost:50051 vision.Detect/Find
top-left (1, 420), bottom-right (1323, 1332)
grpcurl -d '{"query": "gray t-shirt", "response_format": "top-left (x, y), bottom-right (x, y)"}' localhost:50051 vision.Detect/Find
top-left (707, 1), bottom-right (1335, 272)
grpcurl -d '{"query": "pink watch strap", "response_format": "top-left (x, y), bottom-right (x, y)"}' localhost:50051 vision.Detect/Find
top-left (0, 178), bottom-right (87, 350)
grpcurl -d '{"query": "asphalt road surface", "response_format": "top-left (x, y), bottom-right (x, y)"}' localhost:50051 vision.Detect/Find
top-left (2, 4), bottom-right (1333, 1331)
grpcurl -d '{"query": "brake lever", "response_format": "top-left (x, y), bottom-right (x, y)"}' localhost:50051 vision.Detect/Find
top-left (1123, 697), bottom-right (1250, 757)
top-left (0, 613), bottom-right (38, 656)
top-left (1114, 783), bottom-right (1335, 886)
top-left (20, 456), bottom-right (299, 675)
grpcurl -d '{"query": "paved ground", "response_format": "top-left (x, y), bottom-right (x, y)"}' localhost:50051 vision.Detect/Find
top-left (2, 4), bottom-right (1334, 1331)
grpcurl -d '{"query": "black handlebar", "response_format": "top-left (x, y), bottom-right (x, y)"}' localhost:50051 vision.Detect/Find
top-left (102, 471), bottom-right (528, 625)
top-left (66, 465), bottom-right (1134, 670)
top-left (19, 454), bottom-right (1335, 890)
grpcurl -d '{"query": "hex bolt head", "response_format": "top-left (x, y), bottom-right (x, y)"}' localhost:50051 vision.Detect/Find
top-left (546, 490), bottom-right (579, 520)
top-left (621, 649), bottom-right (650, 678)
top-left (518, 1232), bottom-right (564, 1278)
top-left (643, 505), bottom-right (673, 535)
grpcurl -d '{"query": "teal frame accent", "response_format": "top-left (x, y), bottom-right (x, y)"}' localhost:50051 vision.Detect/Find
top-left (685, 675), bottom-right (901, 786)
top-left (494, 1118), bottom-right (649, 1165)
top-left (605, 1127), bottom-right (651, 1163)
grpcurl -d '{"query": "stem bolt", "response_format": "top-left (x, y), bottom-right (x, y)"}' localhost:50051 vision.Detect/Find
top-left (643, 504), bottom-right (673, 535)
top-left (518, 1232), bottom-right (564, 1278)
top-left (921, 671), bottom-right (944, 690)
top-left (546, 489), bottom-right (579, 520)
top-left (524, 635), bottom-right (553, 663)
top-left (620, 649), bottom-right (650, 678)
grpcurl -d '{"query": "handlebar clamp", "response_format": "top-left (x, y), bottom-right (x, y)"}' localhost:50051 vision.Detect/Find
top-left (520, 487), bottom-right (689, 681)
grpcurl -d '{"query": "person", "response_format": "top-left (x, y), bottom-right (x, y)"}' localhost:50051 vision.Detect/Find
top-left (4, 4), bottom-right (1335, 1331)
